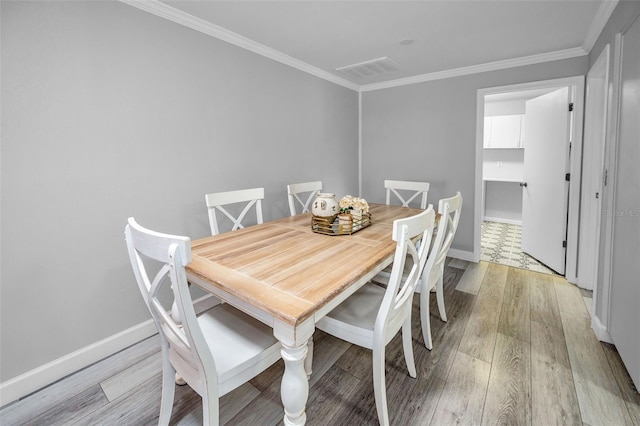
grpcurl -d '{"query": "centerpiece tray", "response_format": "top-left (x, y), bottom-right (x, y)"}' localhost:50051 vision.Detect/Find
top-left (311, 213), bottom-right (371, 236)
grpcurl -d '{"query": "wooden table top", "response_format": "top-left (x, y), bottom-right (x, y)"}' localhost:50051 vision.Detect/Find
top-left (186, 203), bottom-right (424, 327)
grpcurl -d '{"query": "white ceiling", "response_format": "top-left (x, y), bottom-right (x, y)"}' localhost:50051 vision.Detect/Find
top-left (129, 1), bottom-right (614, 90)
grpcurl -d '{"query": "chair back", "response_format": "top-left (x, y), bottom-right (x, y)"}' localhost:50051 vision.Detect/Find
top-left (424, 192), bottom-right (463, 290)
top-left (125, 218), bottom-right (216, 397)
top-left (384, 180), bottom-right (430, 209)
top-left (205, 187), bottom-right (264, 235)
top-left (287, 181), bottom-right (322, 215)
top-left (376, 207), bottom-right (435, 345)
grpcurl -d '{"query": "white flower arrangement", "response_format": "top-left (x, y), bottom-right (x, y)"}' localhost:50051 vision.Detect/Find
top-left (339, 195), bottom-right (370, 215)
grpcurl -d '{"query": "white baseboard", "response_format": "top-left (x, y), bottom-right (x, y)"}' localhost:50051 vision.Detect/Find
top-left (483, 216), bottom-right (522, 226)
top-left (447, 249), bottom-right (475, 262)
top-left (591, 314), bottom-right (613, 343)
top-left (0, 319), bottom-right (157, 408)
top-left (0, 294), bottom-right (219, 407)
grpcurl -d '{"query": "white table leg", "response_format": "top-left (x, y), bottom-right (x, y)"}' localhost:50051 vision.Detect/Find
top-left (281, 342), bottom-right (309, 425)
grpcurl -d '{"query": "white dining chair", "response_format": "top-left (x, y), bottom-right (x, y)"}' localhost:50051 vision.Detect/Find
top-left (315, 207), bottom-right (435, 426)
top-left (419, 191), bottom-right (463, 349)
top-left (384, 179), bottom-right (430, 209)
top-left (125, 218), bottom-right (281, 426)
top-left (372, 180), bottom-right (430, 287)
top-left (205, 187), bottom-right (264, 235)
top-left (287, 180), bottom-right (323, 216)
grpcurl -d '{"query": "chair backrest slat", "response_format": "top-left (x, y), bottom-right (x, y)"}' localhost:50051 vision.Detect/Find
top-left (377, 207), bottom-right (435, 342)
top-left (424, 192), bottom-right (463, 289)
top-left (384, 180), bottom-right (430, 209)
top-left (205, 187), bottom-right (265, 235)
top-left (125, 218), bottom-right (216, 397)
top-left (287, 181), bottom-right (323, 215)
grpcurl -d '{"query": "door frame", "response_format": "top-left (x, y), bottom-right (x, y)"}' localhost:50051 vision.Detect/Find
top-left (579, 45), bottom-right (610, 292)
top-left (474, 76), bottom-right (585, 283)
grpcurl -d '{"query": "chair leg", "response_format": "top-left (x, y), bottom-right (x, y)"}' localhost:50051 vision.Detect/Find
top-left (373, 347), bottom-right (390, 426)
top-left (401, 317), bottom-right (417, 378)
top-left (420, 287), bottom-right (433, 350)
top-left (201, 382), bottom-right (220, 426)
top-left (159, 357), bottom-right (176, 426)
top-left (436, 268), bottom-right (447, 322)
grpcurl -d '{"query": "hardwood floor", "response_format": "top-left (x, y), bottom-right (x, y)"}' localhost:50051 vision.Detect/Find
top-left (2, 260), bottom-right (638, 425)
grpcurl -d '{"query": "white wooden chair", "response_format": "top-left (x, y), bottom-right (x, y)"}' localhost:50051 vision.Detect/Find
top-left (384, 179), bottom-right (430, 209)
top-left (419, 192), bottom-right (463, 349)
top-left (316, 207), bottom-right (435, 426)
top-left (205, 187), bottom-right (264, 235)
top-left (125, 218), bottom-right (281, 426)
top-left (372, 180), bottom-right (430, 286)
top-left (287, 181), bottom-right (322, 216)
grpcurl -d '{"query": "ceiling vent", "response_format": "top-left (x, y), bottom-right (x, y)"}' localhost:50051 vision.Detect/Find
top-left (336, 57), bottom-right (403, 79)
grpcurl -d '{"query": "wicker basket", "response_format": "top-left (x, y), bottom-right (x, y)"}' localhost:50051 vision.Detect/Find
top-left (311, 212), bottom-right (371, 236)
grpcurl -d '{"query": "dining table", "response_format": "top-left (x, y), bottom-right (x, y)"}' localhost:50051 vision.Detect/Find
top-left (185, 202), bottom-right (425, 425)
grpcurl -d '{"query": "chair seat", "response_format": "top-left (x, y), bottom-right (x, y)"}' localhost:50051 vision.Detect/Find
top-left (168, 303), bottom-right (281, 396)
top-left (316, 283), bottom-right (387, 350)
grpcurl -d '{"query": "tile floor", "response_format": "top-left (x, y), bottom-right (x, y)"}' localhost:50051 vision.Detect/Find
top-left (480, 221), bottom-right (558, 275)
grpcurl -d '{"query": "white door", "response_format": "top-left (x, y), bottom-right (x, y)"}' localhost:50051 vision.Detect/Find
top-left (609, 15), bottom-right (640, 389)
top-left (522, 87), bottom-right (571, 274)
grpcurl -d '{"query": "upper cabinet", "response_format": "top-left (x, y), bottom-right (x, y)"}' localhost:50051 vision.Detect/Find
top-left (484, 114), bottom-right (525, 148)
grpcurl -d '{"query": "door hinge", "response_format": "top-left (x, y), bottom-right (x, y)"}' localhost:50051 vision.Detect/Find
top-left (563, 240), bottom-right (567, 248)
top-left (565, 173), bottom-right (571, 182)
top-left (569, 102), bottom-right (574, 112)
top-left (604, 169), bottom-right (608, 186)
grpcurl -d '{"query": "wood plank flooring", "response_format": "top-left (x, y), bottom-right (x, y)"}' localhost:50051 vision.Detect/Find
top-left (1, 260), bottom-right (638, 425)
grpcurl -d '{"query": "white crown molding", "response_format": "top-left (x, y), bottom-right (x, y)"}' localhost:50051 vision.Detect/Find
top-left (121, 0), bottom-right (612, 94)
top-left (360, 47), bottom-right (588, 92)
top-left (582, 0), bottom-right (619, 53)
top-left (119, 0), bottom-right (359, 92)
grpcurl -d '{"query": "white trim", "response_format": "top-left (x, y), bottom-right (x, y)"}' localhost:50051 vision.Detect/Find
top-left (447, 249), bottom-right (475, 263)
top-left (578, 44), bottom-right (610, 294)
top-left (475, 76), bottom-right (585, 280)
top-left (119, 0), bottom-right (359, 91)
top-left (358, 91), bottom-right (362, 197)
top-left (120, 0), bottom-right (607, 95)
top-left (0, 293), bottom-right (219, 407)
top-left (565, 77), bottom-right (586, 284)
top-left (600, 33), bottom-right (624, 336)
top-left (0, 319), bottom-right (157, 407)
top-left (483, 217), bottom-right (522, 226)
top-left (360, 48), bottom-right (587, 92)
top-left (474, 94), bottom-right (485, 263)
top-left (582, 0), bottom-right (619, 53)
top-left (592, 314), bottom-right (613, 343)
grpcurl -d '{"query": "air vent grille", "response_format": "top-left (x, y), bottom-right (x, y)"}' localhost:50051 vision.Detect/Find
top-left (336, 57), bottom-right (403, 79)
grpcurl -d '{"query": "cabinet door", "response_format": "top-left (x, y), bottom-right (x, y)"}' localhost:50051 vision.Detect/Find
top-left (483, 116), bottom-right (493, 147)
top-left (519, 115), bottom-right (526, 148)
top-left (489, 115), bottom-right (522, 148)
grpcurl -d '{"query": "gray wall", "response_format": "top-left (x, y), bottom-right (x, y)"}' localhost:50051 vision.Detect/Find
top-left (1, 1), bottom-right (358, 381)
top-left (589, 1), bottom-right (640, 323)
top-left (589, 1), bottom-right (640, 387)
top-left (361, 57), bottom-right (588, 254)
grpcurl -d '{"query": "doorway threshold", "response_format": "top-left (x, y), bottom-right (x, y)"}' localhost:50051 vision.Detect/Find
top-left (481, 221), bottom-right (561, 276)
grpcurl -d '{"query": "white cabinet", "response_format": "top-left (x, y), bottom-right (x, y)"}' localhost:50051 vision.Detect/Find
top-left (484, 114), bottom-right (525, 148)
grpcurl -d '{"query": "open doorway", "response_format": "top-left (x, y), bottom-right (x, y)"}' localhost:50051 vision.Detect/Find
top-left (481, 88), bottom-right (559, 275)
top-left (474, 76), bottom-right (585, 284)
